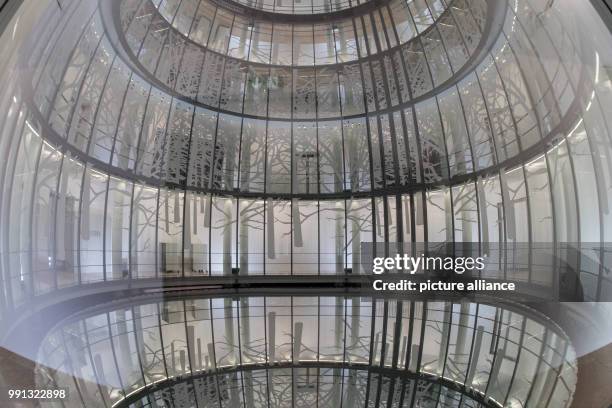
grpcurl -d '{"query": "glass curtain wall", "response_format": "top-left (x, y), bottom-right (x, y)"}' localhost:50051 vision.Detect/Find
top-left (1, 0), bottom-right (612, 320)
top-left (34, 296), bottom-right (577, 408)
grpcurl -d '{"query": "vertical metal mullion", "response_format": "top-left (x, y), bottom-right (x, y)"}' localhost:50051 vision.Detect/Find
top-left (181, 300), bottom-right (201, 408)
top-left (58, 328), bottom-right (87, 407)
top-left (167, 0), bottom-right (186, 25)
top-left (208, 298), bottom-right (223, 408)
top-left (262, 23), bottom-right (273, 276)
top-left (501, 316), bottom-right (527, 406)
top-left (408, 301), bottom-right (428, 407)
top-left (435, 302), bottom-right (454, 408)
top-left (290, 296), bottom-right (295, 408)
top-left (152, 186), bottom-right (161, 279)
top-left (234, 298), bottom-right (246, 408)
top-left (397, 301), bottom-right (415, 407)
top-left (339, 296), bottom-right (349, 408)
top-left (82, 319), bottom-right (110, 407)
top-left (433, 93), bottom-right (455, 246)
top-left (153, 98), bottom-right (175, 277)
top-left (50, 155), bottom-right (66, 292)
top-left (383, 100), bottom-right (404, 246)
top-left (312, 25), bottom-right (321, 275)
top-left (373, 300), bottom-right (389, 408)
top-left (331, 24), bottom-right (350, 274)
top-left (483, 309), bottom-right (504, 400)
top-left (156, 302), bottom-right (170, 379)
top-left (289, 24), bottom-right (295, 277)
top-left (441, 302), bottom-right (453, 378)
top-left (462, 302), bottom-right (481, 390)
top-left (523, 327), bottom-right (549, 405)
top-left (105, 312), bottom-right (127, 399)
top-left (264, 296), bottom-right (271, 408)
top-left (351, 16), bottom-right (378, 253)
top-left (362, 299), bottom-right (377, 408)
top-left (316, 296), bottom-right (321, 408)
top-left (124, 181), bottom-right (136, 288)
top-left (128, 77), bottom-right (154, 277)
top-left (107, 71), bottom-right (135, 282)
top-left (234, 15), bottom-right (256, 277)
top-left (26, 137), bottom-right (45, 296)
top-left (385, 301), bottom-right (402, 407)
top-left (130, 305), bottom-right (150, 405)
top-left (206, 116), bottom-right (223, 277)
top-left (181, 106), bottom-right (197, 278)
top-left (351, 16), bottom-right (375, 196)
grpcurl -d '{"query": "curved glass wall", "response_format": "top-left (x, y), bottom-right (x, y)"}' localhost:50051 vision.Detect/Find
top-left (33, 296), bottom-right (577, 407)
top-left (147, 0), bottom-right (458, 63)
top-left (0, 0), bottom-right (611, 314)
top-left (121, 0), bottom-right (484, 114)
top-left (0, 0), bottom-right (611, 347)
top-left (203, 0), bottom-right (374, 15)
top-left (1, 0), bottom-right (612, 406)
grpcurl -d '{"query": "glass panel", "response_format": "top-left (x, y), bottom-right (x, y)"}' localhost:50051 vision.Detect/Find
top-left (105, 177), bottom-right (132, 281)
top-left (80, 167), bottom-right (107, 283)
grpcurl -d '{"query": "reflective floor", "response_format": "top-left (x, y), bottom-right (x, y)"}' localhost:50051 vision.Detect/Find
top-left (32, 295), bottom-right (576, 408)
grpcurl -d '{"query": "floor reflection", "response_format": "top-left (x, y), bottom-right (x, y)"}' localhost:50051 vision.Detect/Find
top-left (29, 295), bottom-right (575, 408)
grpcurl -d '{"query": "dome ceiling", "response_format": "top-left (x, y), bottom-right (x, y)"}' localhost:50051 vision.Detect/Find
top-left (1, 1), bottom-right (612, 407)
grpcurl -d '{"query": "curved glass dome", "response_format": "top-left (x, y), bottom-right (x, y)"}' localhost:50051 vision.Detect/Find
top-left (119, 0), bottom-right (486, 116)
top-left (144, 0), bottom-right (457, 63)
top-left (205, 0), bottom-right (375, 15)
top-left (32, 295), bottom-right (576, 408)
top-left (2, 0), bottom-right (612, 406)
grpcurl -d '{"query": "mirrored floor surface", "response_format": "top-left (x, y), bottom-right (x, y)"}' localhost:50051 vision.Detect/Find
top-left (27, 295), bottom-right (576, 408)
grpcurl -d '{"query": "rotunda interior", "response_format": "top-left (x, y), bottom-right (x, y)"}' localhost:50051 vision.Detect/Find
top-left (1, 0), bottom-right (612, 406)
